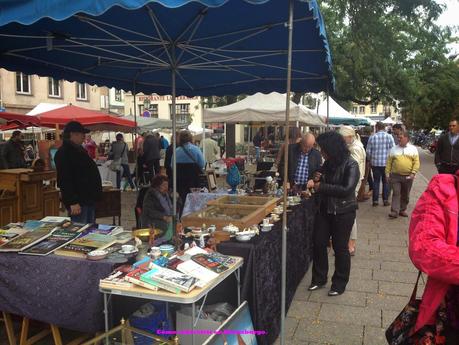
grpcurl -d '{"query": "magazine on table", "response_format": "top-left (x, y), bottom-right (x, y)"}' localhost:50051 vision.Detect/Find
top-left (19, 230), bottom-right (80, 256)
top-left (176, 259), bottom-right (219, 288)
top-left (0, 229), bottom-right (53, 252)
top-left (141, 264), bottom-right (198, 293)
top-left (51, 221), bottom-right (90, 233)
top-left (191, 253), bottom-right (229, 274)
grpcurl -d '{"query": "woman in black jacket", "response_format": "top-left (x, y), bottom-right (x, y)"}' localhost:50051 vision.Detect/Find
top-left (140, 175), bottom-right (174, 243)
top-left (308, 131), bottom-right (360, 296)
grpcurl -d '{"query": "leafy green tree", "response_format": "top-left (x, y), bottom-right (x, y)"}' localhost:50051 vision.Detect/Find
top-left (318, 0), bottom-right (459, 127)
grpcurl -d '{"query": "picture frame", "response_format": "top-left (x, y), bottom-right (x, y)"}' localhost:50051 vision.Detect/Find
top-left (206, 170), bottom-right (218, 191)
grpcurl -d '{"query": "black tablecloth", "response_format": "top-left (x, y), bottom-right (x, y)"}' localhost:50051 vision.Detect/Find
top-left (217, 199), bottom-right (314, 345)
top-left (0, 253), bottom-right (116, 333)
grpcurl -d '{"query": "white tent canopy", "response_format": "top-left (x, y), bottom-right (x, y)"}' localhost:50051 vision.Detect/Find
top-left (382, 117), bottom-right (395, 124)
top-left (121, 116), bottom-right (172, 132)
top-left (203, 92), bottom-right (326, 126)
top-left (26, 103), bottom-right (67, 116)
top-left (315, 93), bottom-right (354, 119)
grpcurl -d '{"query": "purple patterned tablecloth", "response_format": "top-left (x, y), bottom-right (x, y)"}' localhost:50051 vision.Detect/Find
top-left (0, 253), bottom-right (116, 333)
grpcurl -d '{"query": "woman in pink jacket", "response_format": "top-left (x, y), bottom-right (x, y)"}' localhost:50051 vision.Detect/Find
top-left (409, 173), bottom-right (459, 343)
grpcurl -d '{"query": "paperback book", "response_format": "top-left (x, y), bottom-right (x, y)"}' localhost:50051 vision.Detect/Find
top-left (125, 268), bottom-right (162, 292)
top-left (100, 265), bottom-right (134, 288)
top-left (81, 223), bottom-right (121, 236)
top-left (19, 230), bottom-right (80, 256)
top-left (140, 264), bottom-right (197, 293)
top-left (0, 229), bottom-right (53, 252)
top-left (176, 260), bottom-right (219, 288)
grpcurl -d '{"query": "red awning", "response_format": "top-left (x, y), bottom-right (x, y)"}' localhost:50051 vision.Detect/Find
top-left (0, 112), bottom-right (41, 130)
top-left (36, 104), bottom-right (135, 132)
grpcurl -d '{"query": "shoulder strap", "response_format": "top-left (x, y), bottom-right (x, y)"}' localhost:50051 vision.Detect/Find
top-left (182, 145), bottom-right (198, 165)
top-left (409, 271), bottom-right (422, 303)
top-left (121, 143), bottom-right (127, 155)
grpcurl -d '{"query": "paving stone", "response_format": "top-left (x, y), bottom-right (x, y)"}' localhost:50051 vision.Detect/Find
top-left (346, 279), bottom-right (379, 293)
top-left (379, 246), bottom-right (409, 255)
top-left (366, 293), bottom-right (409, 311)
top-left (374, 239), bottom-right (407, 247)
top-left (287, 301), bottom-right (321, 320)
top-left (294, 319), bottom-right (364, 344)
top-left (363, 326), bottom-right (387, 345)
top-left (379, 281), bottom-right (422, 297)
top-left (373, 270), bottom-right (419, 284)
top-left (365, 252), bottom-right (411, 263)
top-left (382, 309), bottom-right (402, 328)
top-left (308, 289), bottom-right (366, 307)
top-left (351, 258), bottom-right (381, 270)
top-left (380, 261), bottom-right (417, 273)
top-left (349, 267), bottom-right (373, 280)
top-left (318, 304), bottom-right (381, 327)
top-left (293, 288), bottom-right (312, 302)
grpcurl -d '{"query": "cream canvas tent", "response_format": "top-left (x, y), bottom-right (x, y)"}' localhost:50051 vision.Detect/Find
top-left (203, 92), bottom-right (326, 126)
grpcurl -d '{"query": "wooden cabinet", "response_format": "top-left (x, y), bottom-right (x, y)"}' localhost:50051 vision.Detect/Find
top-left (95, 189), bottom-right (121, 225)
top-left (0, 169), bottom-right (59, 225)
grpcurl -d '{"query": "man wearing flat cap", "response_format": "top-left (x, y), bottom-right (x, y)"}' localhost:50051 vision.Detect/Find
top-left (55, 121), bottom-right (102, 223)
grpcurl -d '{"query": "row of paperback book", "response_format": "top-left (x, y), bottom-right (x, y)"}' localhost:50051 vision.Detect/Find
top-left (0, 217), bottom-right (132, 257)
top-left (100, 247), bottom-right (238, 294)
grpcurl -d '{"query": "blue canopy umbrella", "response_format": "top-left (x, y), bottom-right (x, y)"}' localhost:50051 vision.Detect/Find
top-left (0, 1), bottom-right (333, 344)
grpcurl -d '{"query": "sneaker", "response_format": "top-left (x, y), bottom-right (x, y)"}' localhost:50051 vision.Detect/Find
top-left (399, 211), bottom-right (409, 217)
top-left (383, 200), bottom-right (390, 206)
top-left (308, 284), bottom-right (326, 291)
top-left (388, 212), bottom-right (398, 219)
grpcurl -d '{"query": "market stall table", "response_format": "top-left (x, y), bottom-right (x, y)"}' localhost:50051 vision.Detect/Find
top-left (0, 253), bottom-right (117, 333)
top-left (99, 256), bottom-right (243, 345)
top-left (217, 199), bottom-right (315, 345)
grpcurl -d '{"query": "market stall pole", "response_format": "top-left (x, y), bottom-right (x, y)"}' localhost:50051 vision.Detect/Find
top-left (281, 1), bottom-right (294, 344)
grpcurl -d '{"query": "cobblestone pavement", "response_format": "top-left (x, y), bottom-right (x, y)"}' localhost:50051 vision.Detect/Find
top-left (274, 174), bottom-right (429, 345)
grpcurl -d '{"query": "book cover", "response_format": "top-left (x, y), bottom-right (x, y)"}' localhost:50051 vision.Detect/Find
top-left (80, 223), bottom-right (119, 236)
top-left (56, 233), bottom-right (116, 256)
top-left (40, 216), bottom-right (70, 223)
top-left (141, 264), bottom-right (197, 293)
top-left (19, 230), bottom-right (80, 256)
top-left (125, 268), bottom-right (161, 292)
top-left (176, 260), bottom-right (219, 288)
top-left (0, 229), bottom-right (53, 252)
top-left (100, 265), bottom-right (134, 288)
top-left (191, 253), bottom-right (230, 274)
top-left (52, 221), bottom-right (90, 233)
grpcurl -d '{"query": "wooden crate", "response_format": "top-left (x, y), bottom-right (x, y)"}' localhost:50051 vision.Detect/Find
top-left (182, 204), bottom-right (266, 231)
top-left (207, 195), bottom-right (280, 215)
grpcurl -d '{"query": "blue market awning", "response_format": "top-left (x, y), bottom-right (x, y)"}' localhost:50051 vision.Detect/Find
top-left (0, 0), bottom-right (333, 96)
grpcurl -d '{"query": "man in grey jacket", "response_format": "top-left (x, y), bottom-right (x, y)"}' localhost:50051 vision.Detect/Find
top-left (143, 132), bottom-right (161, 177)
top-left (110, 133), bottom-right (135, 190)
top-left (2, 130), bottom-right (26, 169)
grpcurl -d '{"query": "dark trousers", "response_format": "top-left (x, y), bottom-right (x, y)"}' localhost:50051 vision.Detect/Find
top-left (372, 166), bottom-right (389, 202)
top-left (69, 205), bottom-right (96, 224)
top-left (312, 210), bottom-right (356, 293)
top-left (146, 159), bottom-right (161, 177)
top-left (116, 163), bottom-right (135, 190)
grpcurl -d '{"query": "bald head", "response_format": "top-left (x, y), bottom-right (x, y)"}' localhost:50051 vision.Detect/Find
top-left (300, 133), bottom-right (315, 153)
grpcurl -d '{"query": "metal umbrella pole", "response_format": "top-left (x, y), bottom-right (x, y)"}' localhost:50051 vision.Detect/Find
top-left (326, 84), bottom-right (330, 129)
top-left (281, 0), bottom-right (294, 344)
top-left (171, 68), bottom-right (178, 226)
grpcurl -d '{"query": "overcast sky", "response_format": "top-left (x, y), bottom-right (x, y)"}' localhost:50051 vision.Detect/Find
top-left (436, 0), bottom-right (459, 54)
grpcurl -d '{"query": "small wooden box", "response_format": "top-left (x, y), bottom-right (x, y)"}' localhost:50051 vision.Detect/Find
top-left (181, 204), bottom-right (266, 231)
top-left (207, 195), bottom-right (280, 215)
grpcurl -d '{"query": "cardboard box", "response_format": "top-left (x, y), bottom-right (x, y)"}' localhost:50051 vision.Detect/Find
top-left (176, 308), bottom-right (221, 345)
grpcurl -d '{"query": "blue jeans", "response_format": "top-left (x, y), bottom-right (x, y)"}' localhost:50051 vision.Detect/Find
top-left (116, 163), bottom-right (135, 190)
top-left (372, 166), bottom-right (389, 202)
top-left (255, 146), bottom-right (260, 161)
top-left (70, 205), bottom-right (96, 223)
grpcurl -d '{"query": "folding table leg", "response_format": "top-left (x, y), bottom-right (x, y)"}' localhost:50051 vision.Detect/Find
top-left (191, 302), bottom-right (195, 345)
top-left (50, 325), bottom-right (63, 345)
top-left (2, 312), bottom-right (17, 345)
